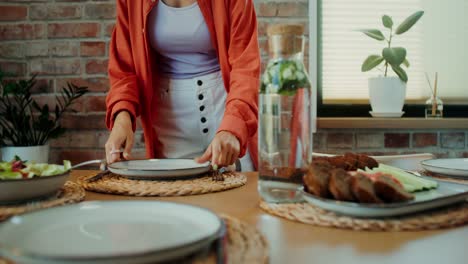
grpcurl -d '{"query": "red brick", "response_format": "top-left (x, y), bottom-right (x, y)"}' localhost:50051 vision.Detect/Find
top-left (56, 77), bottom-right (109, 92)
top-left (356, 133), bottom-right (384, 149)
top-left (86, 59), bottom-right (108, 74)
top-left (31, 79), bottom-right (54, 93)
top-left (256, 2), bottom-right (277, 17)
top-left (104, 22), bottom-right (115, 37)
top-left (384, 133), bottom-right (409, 148)
top-left (0, 5), bottom-right (27, 21)
top-left (0, 61), bottom-right (26, 76)
top-left (30, 4), bottom-right (81, 20)
top-left (30, 59), bottom-right (80, 75)
top-left (97, 131), bottom-right (110, 148)
top-left (259, 38), bottom-right (268, 57)
top-left (33, 95), bottom-right (84, 113)
top-left (80, 41), bottom-right (106, 57)
top-left (412, 133), bottom-right (438, 148)
top-left (327, 133), bottom-right (354, 149)
top-left (49, 41), bottom-right (79, 57)
top-left (61, 114), bottom-right (106, 129)
top-left (277, 2), bottom-right (308, 17)
top-left (68, 131), bottom-right (98, 148)
top-left (441, 132), bottom-right (465, 149)
top-left (0, 43), bottom-right (25, 59)
top-left (48, 23), bottom-right (100, 38)
top-left (49, 132), bottom-right (71, 148)
top-left (0, 24), bottom-right (45, 40)
top-left (25, 42), bottom-right (48, 57)
top-left (85, 95), bottom-right (107, 112)
top-left (50, 150), bottom-right (103, 165)
top-left (84, 3), bottom-right (116, 19)
top-left (312, 132), bottom-right (326, 151)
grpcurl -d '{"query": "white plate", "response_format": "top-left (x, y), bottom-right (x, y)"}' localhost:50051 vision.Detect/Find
top-left (108, 159), bottom-right (211, 179)
top-left (421, 158), bottom-right (468, 178)
top-left (369, 111), bottom-right (404, 117)
top-left (301, 177), bottom-right (468, 218)
top-left (0, 201), bottom-right (222, 264)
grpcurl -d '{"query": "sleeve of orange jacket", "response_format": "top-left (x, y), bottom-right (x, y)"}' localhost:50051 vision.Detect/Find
top-left (105, 0), bottom-right (140, 132)
top-left (217, 0), bottom-right (260, 157)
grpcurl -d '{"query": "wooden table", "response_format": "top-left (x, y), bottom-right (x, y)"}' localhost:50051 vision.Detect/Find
top-left (73, 171), bottom-right (468, 264)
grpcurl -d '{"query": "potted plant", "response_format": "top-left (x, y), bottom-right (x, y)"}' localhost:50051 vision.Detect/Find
top-left (0, 70), bottom-right (88, 163)
top-left (360, 11), bottom-right (424, 117)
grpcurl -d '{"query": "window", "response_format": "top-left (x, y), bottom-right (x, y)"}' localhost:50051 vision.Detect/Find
top-left (310, 0), bottom-right (468, 117)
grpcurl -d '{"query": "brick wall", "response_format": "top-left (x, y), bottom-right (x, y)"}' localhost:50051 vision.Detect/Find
top-left (0, 0), bottom-right (308, 164)
top-left (1, 0), bottom-right (464, 164)
top-left (314, 130), bottom-right (468, 158)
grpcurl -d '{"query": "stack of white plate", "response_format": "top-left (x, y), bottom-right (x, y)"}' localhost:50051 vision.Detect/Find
top-left (0, 201), bottom-right (222, 264)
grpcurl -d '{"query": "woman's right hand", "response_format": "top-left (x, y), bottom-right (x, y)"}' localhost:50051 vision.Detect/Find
top-left (105, 111), bottom-right (134, 164)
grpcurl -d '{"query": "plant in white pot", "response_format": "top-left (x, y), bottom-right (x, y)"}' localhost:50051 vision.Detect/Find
top-left (360, 11), bottom-right (424, 117)
top-left (0, 70), bottom-right (88, 163)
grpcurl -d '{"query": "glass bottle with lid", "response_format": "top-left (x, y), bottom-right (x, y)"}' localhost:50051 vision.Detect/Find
top-left (258, 24), bottom-right (313, 203)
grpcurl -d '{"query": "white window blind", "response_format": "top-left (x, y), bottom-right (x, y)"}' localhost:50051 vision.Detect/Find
top-left (320, 0), bottom-right (468, 104)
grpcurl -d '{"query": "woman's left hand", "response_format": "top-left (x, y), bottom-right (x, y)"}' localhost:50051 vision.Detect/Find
top-left (195, 131), bottom-right (240, 167)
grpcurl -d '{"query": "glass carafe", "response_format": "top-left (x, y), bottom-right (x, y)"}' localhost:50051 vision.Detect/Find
top-left (258, 24), bottom-right (312, 203)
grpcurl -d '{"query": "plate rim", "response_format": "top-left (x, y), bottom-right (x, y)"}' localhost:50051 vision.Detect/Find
top-left (0, 200), bottom-right (222, 261)
top-left (108, 158), bottom-right (210, 172)
top-left (421, 158), bottom-right (468, 173)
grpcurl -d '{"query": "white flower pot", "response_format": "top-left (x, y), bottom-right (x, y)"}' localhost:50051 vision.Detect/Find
top-left (0, 144), bottom-right (50, 163)
top-left (368, 76), bottom-right (406, 114)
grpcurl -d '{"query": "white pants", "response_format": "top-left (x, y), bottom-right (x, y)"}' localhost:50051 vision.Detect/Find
top-left (152, 71), bottom-right (254, 172)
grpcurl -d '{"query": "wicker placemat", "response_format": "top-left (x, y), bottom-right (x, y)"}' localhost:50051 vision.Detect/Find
top-left (77, 172), bottom-right (247, 197)
top-left (190, 215), bottom-right (269, 264)
top-left (420, 170), bottom-right (468, 185)
top-left (260, 201), bottom-right (468, 231)
top-left (0, 181), bottom-right (85, 221)
top-left (0, 215), bottom-right (268, 264)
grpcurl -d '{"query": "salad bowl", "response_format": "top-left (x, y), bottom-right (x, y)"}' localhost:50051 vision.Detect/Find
top-left (0, 160), bottom-right (71, 204)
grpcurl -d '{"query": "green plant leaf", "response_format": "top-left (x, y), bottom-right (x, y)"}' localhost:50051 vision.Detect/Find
top-left (359, 29), bottom-right (385, 41)
top-left (395, 11), bottom-right (424, 35)
top-left (403, 58), bottom-right (410, 68)
top-left (382, 15), bottom-right (393, 28)
top-left (391, 65), bottom-right (408, 83)
top-left (382, 47), bottom-right (407, 66)
top-left (361, 55), bottom-right (384, 72)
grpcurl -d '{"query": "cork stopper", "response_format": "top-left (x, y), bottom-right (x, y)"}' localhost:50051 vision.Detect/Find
top-left (267, 24), bottom-right (304, 36)
top-left (267, 24), bottom-right (305, 58)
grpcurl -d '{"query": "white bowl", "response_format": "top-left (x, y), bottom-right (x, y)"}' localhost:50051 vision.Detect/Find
top-left (0, 171), bottom-right (70, 204)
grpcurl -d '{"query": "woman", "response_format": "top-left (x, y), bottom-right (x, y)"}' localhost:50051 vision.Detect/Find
top-left (105, 0), bottom-right (260, 171)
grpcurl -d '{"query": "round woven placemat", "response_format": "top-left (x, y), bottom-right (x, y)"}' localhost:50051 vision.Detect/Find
top-left (77, 172), bottom-right (247, 197)
top-left (0, 181), bottom-right (85, 221)
top-left (260, 201), bottom-right (468, 231)
top-left (420, 170), bottom-right (468, 185)
top-left (190, 215), bottom-right (269, 264)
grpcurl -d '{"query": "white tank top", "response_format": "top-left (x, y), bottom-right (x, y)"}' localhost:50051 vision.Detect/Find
top-left (147, 1), bottom-right (220, 79)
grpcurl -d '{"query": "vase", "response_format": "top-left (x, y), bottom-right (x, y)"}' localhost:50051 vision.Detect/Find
top-left (368, 76), bottom-right (406, 117)
top-left (0, 144), bottom-right (50, 163)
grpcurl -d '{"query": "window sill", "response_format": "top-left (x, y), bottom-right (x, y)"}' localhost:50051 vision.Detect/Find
top-left (317, 117), bottom-right (468, 129)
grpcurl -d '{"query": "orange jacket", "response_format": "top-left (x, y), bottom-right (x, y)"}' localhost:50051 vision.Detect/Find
top-left (106, 0), bottom-right (260, 168)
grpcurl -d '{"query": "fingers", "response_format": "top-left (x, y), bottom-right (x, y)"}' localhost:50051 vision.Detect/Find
top-left (123, 134), bottom-right (134, 160)
top-left (105, 125), bottom-right (134, 164)
top-left (195, 144), bottom-right (212, 163)
top-left (105, 141), bottom-right (122, 165)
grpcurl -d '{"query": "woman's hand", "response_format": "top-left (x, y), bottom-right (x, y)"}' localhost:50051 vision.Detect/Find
top-left (195, 131), bottom-right (240, 167)
top-left (105, 111), bottom-right (134, 164)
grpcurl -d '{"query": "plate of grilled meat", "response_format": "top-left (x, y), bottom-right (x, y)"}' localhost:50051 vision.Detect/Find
top-left (302, 153), bottom-right (468, 218)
